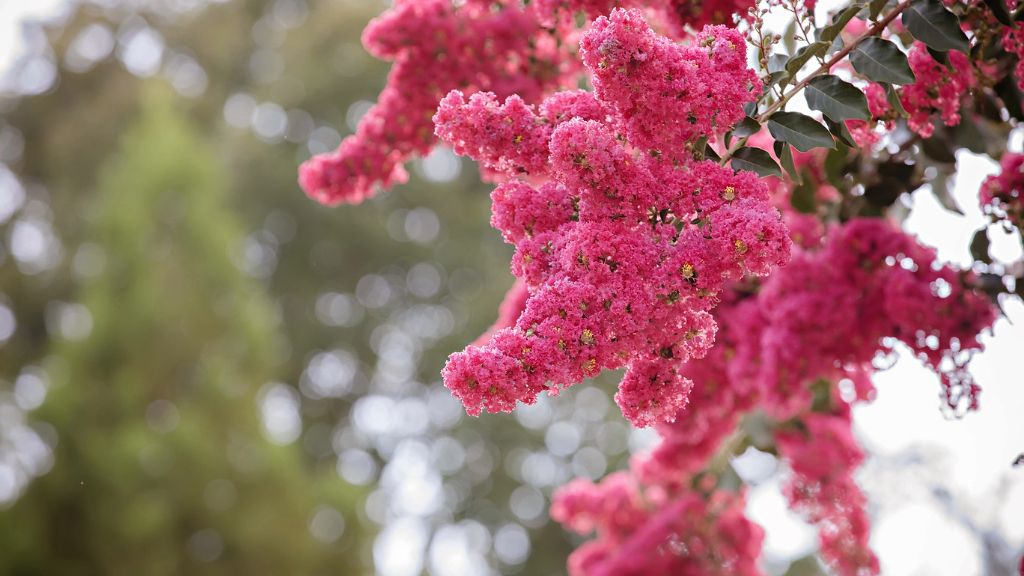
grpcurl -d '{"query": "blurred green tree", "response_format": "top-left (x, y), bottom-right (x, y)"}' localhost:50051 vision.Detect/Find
top-left (0, 86), bottom-right (366, 576)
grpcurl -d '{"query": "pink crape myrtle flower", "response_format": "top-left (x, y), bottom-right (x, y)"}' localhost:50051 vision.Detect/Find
top-left (551, 476), bottom-right (765, 576)
top-left (556, 215), bottom-right (995, 576)
top-left (776, 410), bottom-right (879, 576)
top-left (980, 152), bottom-right (1024, 231)
top-left (299, 0), bottom-right (761, 206)
top-left (298, 0), bottom-right (578, 204)
top-left (437, 9), bottom-right (788, 428)
top-left (899, 42), bottom-right (976, 138)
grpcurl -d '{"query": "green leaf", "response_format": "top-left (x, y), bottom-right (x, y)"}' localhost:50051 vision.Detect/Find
top-left (953, 115), bottom-right (990, 154)
top-left (731, 147), bottom-right (783, 178)
top-left (783, 21), bottom-right (798, 55)
top-left (983, 0), bottom-right (1012, 25)
top-left (869, 0), bottom-right (890, 19)
top-left (824, 146), bottom-right (851, 187)
top-left (805, 75), bottom-right (870, 122)
top-left (850, 38), bottom-right (915, 85)
top-left (766, 111), bottom-right (836, 152)
top-left (703, 142), bottom-right (721, 162)
top-left (786, 41), bottom-right (830, 76)
top-left (927, 47), bottom-right (949, 67)
top-left (902, 0), bottom-right (970, 53)
top-left (823, 117), bottom-right (857, 148)
top-left (921, 135), bottom-right (957, 164)
top-left (881, 82), bottom-right (908, 116)
top-left (931, 174), bottom-right (964, 214)
top-left (996, 75), bottom-right (1024, 122)
top-left (775, 140), bottom-right (802, 184)
top-left (970, 228), bottom-right (992, 264)
top-left (767, 70), bottom-right (790, 90)
top-left (819, 3), bottom-right (864, 43)
top-left (732, 116), bottom-right (761, 137)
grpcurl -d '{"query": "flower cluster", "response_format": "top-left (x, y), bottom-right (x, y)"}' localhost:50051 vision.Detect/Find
top-left (980, 152), bottom-right (1024, 231)
top-left (776, 409), bottom-right (878, 576)
top-left (1004, 26), bottom-right (1024, 92)
top-left (552, 475), bottom-right (764, 576)
top-left (438, 9), bottom-right (787, 428)
top-left (298, 0), bottom-right (577, 204)
top-left (757, 218), bottom-right (995, 415)
top-left (533, 0), bottom-right (755, 36)
top-left (299, 0), bottom-right (763, 206)
top-left (580, 13), bottom-right (757, 161)
top-left (552, 216), bottom-right (995, 576)
top-left (846, 82), bottom-right (892, 148)
top-left (899, 42), bottom-right (976, 138)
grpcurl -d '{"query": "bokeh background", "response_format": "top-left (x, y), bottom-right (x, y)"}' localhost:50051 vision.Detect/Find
top-left (0, 1), bottom-right (1021, 575)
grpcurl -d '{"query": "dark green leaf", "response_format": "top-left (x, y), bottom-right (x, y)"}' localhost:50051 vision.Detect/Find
top-left (931, 174), bottom-right (964, 214)
top-left (766, 111), bottom-right (836, 152)
top-left (927, 47), bottom-right (949, 67)
top-left (996, 75), bottom-right (1024, 122)
top-left (731, 147), bottom-right (783, 177)
top-left (850, 38), bottom-right (915, 85)
top-left (805, 75), bottom-right (870, 122)
top-left (953, 115), bottom-right (990, 154)
top-left (827, 34), bottom-right (845, 56)
top-left (786, 41), bottom-right (830, 76)
top-left (878, 161), bottom-right (919, 188)
top-left (733, 116), bottom-right (762, 138)
top-left (881, 82), bottom-right (908, 116)
top-left (864, 178), bottom-right (905, 208)
top-left (819, 3), bottom-right (864, 43)
top-left (970, 228), bottom-right (992, 264)
top-left (703, 142), bottom-right (721, 162)
top-left (902, 0), bottom-right (970, 53)
top-left (791, 180), bottom-right (817, 213)
top-left (921, 135), bottom-right (957, 164)
top-left (824, 117), bottom-right (857, 148)
top-left (775, 140), bottom-right (803, 184)
top-left (983, 0), bottom-right (1013, 25)
top-left (869, 0), bottom-right (890, 19)
top-left (767, 70), bottom-right (790, 90)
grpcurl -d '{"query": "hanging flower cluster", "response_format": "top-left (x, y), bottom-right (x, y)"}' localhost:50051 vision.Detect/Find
top-left (980, 152), bottom-right (1024, 231)
top-left (899, 43), bottom-right (976, 138)
top-left (298, 0), bottom-right (579, 204)
top-left (437, 9), bottom-right (790, 428)
top-left (552, 217), bottom-right (995, 576)
top-left (552, 476), bottom-right (764, 576)
top-left (776, 409), bottom-right (878, 576)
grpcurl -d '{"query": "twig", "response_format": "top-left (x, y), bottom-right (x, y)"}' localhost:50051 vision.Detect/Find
top-left (719, 0), bottom-right (915, 165)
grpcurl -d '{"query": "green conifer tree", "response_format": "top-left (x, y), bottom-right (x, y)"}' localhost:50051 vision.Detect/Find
top-left (0, 86), bottom-right (366, 576)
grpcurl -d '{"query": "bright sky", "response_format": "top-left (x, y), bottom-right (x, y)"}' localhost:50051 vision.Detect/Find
top-left (0, 0), bottom-right (67, 67)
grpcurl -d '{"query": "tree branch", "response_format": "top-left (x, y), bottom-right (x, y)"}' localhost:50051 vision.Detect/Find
top-left (719, 0), bottom-right (915, 165)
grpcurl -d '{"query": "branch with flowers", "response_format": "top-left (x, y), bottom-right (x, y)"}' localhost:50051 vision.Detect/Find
top-left (298, 0), bottom-right (1024, 573)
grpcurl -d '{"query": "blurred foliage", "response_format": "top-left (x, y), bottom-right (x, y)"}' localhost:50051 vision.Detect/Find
top-left (0, 84), bottom-right (366, 575)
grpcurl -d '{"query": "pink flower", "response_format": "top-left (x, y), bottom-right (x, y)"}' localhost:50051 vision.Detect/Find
top-left (299, 0), bottom-right (576, 204)
top-left (979, 152), bottom-right (1024, 230)
top-left (899, 43), bottom-right (976, 138)
top-left (440, 9), bottom-right (790, 426)
top-left (580, 10), bottom-right (758, 161)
